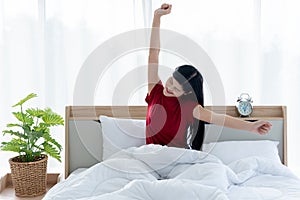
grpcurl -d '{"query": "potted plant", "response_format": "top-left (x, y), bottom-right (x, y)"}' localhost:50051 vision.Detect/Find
top-left (0, 93), bottom-right (64, 197)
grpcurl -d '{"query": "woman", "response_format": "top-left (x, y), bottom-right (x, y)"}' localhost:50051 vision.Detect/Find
top-left (146, 3), bottom-right (272, 150)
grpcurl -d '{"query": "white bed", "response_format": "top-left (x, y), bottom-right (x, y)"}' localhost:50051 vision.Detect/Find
top-left (43, 106), bottom-right (300, 200)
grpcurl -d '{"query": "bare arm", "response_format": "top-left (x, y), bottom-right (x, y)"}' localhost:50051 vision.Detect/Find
top-left (148, 4), bottom-right (172, 94)
top-left (193, 105), bottom-right (272, 134)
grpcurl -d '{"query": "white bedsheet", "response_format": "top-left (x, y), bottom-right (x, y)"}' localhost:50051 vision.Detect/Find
top-left (44, 144), bottom-right (300, 200)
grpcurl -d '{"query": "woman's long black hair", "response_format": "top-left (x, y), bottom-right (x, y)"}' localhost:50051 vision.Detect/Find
top-left (173, 65), bottom-right (205, 150)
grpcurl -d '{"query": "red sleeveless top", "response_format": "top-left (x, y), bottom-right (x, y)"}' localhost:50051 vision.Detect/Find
top-left (145, 81), bottom-right (197, 148)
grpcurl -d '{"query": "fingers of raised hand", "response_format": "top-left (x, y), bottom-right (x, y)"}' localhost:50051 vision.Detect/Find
top-left (156, 3), bottom-right (172, 16)
top-left (161, 3), bottom-right (169, 9)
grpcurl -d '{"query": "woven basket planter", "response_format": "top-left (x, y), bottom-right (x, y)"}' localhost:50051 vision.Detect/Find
top-left (9, 154), bottom-right (48, 197)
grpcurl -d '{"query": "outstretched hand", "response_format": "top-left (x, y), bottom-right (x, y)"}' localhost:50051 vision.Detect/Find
top-left (250, 121), bottom-right (272, 135)
top-left (155, 3), bottom-right (172, 17)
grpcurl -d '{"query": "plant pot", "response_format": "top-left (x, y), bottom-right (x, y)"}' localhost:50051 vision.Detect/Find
top-left (9, 154), bottom-right (48, 197)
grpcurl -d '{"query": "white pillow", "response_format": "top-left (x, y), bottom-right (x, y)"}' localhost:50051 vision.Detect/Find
top-left (202, 140), bottom-right (281, 165)
top-left (100, 115), bottom-right (146, 160)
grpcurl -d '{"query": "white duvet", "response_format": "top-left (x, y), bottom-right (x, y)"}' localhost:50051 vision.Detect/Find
top-left (44, 144), bottom-right (300, 200)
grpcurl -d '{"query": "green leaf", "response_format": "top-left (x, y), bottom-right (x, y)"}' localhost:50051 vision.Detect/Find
top-left (12, 112), bottom-right (34, 125)
top-left (43, 132), bottom-right (62, 151)
top-left (43, 143), bottom-right (61, 162)
top-left (12, 93), bottom-right (37, 107)
top-left (44, 108), bottom-right (53, 114)
top-left (42, 112), bottom-right (64, 126)
top-left (1, 142), bottom-right (21, 152)
top-left (26, 108), bottom-right (45, 118)
top-left (6, 123), bottom-right (22, 128)
top-left (33, 126), bottom-right (49, 135)
top-left (1, 139), bottom-right (27, 153)
top-left (2, 130), bottom-right (28, 139)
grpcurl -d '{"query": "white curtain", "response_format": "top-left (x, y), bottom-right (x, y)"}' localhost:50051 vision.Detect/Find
top-left (0, 0), bottom-right (145, 175)
top-left (1, 0), bottom-right (300, 177)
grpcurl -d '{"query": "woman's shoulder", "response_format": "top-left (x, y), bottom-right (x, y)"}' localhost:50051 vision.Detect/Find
top-left (148, 80), bottom-right (164, 95)
top-left (145, 80), bottom-right (164, 103)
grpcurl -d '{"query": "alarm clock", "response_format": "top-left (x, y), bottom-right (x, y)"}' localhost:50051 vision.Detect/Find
top-left (236, 93), bottom-right (253, 117)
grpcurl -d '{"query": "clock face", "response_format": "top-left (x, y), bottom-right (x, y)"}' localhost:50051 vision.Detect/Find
top-left (237, 101), bottom-right (253, 116)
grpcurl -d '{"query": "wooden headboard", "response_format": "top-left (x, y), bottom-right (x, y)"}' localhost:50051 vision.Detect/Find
top-left (65, 106), bottom-right (287, 178)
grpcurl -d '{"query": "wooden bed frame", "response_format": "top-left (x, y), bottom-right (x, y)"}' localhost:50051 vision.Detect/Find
top-left (65, 106), bottom-right (287, 178)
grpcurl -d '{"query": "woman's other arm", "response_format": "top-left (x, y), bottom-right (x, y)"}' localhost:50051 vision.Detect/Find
top-left (193, 105), bottom-right (272, 134)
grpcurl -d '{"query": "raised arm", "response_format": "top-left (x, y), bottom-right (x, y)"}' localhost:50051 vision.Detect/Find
top-left (148, 4), bottom-right (172, 94)
top-left (193, 105), bottom-right (272, 135)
